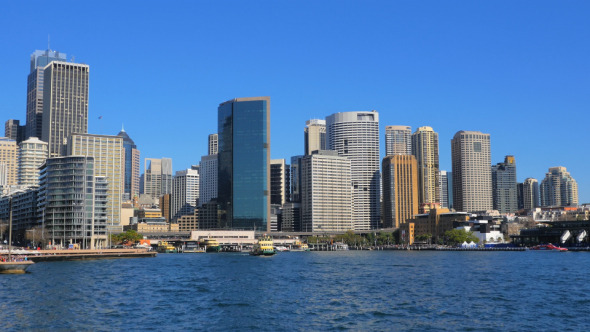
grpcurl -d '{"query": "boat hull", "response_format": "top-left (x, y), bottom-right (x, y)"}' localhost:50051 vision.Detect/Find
top-left (0, 261), bottom-right (34, 274)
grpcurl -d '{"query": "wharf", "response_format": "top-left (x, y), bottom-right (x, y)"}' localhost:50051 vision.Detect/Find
top-left (26, 249), bottom-right (156, 262)
top-left (435, 247), bottom-right (527, 251)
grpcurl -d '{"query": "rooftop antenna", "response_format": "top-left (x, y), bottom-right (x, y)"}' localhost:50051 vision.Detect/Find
top-left (121, 123), bottom-right (125, 132)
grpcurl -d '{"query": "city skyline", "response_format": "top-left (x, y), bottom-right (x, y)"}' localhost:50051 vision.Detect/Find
top-left (0, 2), bottom-right (588, 202)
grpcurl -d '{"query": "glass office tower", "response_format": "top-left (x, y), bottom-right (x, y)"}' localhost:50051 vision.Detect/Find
top-left (218, 97), bottom-right (270, 232)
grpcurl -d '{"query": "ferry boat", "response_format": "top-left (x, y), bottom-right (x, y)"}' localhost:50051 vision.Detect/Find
top-left (183, 241), bottom-right (205, 253)
top-left (157, 241), bottom-right (178, 253)
top-left (530, 243), bottom-right (568, 251)
top-left (291, 239), bottom-right (310, 252)
top-left (250, 236), bottom-right (277, 256)
top-left (202, 239), bottom-right (220, 253)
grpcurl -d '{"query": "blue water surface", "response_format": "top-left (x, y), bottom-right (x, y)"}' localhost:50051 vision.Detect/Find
top-left (1, 251), bottom-right (589, 331)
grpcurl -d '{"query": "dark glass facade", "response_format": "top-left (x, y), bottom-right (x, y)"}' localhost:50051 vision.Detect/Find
top-left (218, 97), bottom-right (270, 231)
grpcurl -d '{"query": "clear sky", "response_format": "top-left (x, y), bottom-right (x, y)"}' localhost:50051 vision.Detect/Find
top-left (1, 1), bottom-right (589, 203)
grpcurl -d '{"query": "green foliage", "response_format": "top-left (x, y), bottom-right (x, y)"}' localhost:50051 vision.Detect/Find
top-left (334, 230), bottom-right (366, 246)
top-left (111, 229), bottom-right (144, 244)
top-left (415, 233), bottom-right (432, 243)
top-left (443, 229), bottom-right (479, 245)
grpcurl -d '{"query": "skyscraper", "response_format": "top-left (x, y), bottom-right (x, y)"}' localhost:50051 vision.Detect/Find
top-left (451, 131), bottom-right (492, 212)
top-left (326, 111), bottom-right (380, 230)
top-left (68, 133), bottom-right (124, 226)
top-left (439, 170), bottom-right (453, 209)
top-left (199, 154), bottom-right (218, 207)
top-left (523, 178), bottom-right (540, 211)
top-left (171, 168), bottom-right (200, 222)
top-left (301, 151), bottom-right (353, 232)
top-left (5, 120), bottom-right (25, 144)
top-left (290, 155), bottom-right (303, 203)
top-left (41, 60), bottom-right (89, 157)
top-left (208, 133), bottom-right (218, 155)
top-left (143, 158), bottom-right (173, 201)
top-left (270, 159), bottom-right (290, 206)
top-left (18, 137), bottom-right (48, 186)
top-left (411, 126), bottom-right (440, 207)
top-left (491, 155), bottom-right (518, 214)
top-left (26, 49), bottom-right (67, 139)
top-left (304, 119), bottom-right (326, 155)
top-left (117, 128), bottom-right (140, 200)
top-left (218, 97), bottom-right (270, 231)
top-left (0, 137), bottom-right (18, 187)
top-left (540, 167), bottom-right (578, 207)
top-left (382, 155), bottom-right (419, 228)
top-left (385, 125), bottom-right (411, 156)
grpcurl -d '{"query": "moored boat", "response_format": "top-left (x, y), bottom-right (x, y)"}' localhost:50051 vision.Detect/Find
top-left (250, 236), bottom-right (277, 256)
top-left (157, 241), bottom-right (178, 253)
top-left (202, 239), bottom-right (220, 253)
top-left (291, 239), bottom-right (310, 252)
top-left (530, 243), bottom-right (568, 251)
top-left (0, 260), bottom-right (34, 274)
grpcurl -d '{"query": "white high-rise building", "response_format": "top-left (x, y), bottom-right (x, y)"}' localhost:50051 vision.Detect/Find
top-left (199, 154), bottom-right (218, 207)
top-left (540, 167), bottom-right (578, 207)
top-left (0, 137), bottom-right (18, 187)
top-left (326, 111), bottom-right (380, 230)
top-left (208, 134), bottom-right (218, 155)
top-left (523, 178), bottom-right (540, 210)
top-left (385, 125), bottom-right (411, 156)
top-left (18, 137), bottom-right (48, 186)
top-left (143, 158), bottom-right (173, 200)
top-left (301, 151), bottom-right (353, 232)
top-left (412, 126), bottom-right (440, 206)
top-left (171, 168), bottom-right (200, 222)
top-left (304, 119), bottom-right (326, 155)
top-left (451, 131), bottom-right (492, 212)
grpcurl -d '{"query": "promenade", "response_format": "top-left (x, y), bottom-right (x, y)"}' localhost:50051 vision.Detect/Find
top-left (22, 248), bottom-right (156, 262)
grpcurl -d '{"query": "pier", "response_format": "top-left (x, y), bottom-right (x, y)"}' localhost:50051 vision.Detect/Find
top-left (24, 249), bottom-right (156, 262)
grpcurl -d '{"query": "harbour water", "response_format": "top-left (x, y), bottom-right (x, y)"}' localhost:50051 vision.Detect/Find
top-left (2, 251), bottom-right (589, 331)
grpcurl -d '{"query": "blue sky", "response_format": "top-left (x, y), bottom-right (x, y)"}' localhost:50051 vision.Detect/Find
top-left (1, 1), bottom-right (589, 203)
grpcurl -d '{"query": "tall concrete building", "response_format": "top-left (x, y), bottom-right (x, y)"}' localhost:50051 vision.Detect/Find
top-left (208, 134), bottom-right (218, 155)
top-left (304, 119), bottom-right (326, 155)
top-left (451, 131), bottom-right (492, 213)
top-left (382, 155), bottom-right (419, 228)
top-left (439, 170), bottom-right (453, 209)
top-left (5, 120), bottom-right (25, 144)
top-left (199, 154), bottom-right (218, 207)
top-left (411, 126), bottom-right (440, 207)
top-left (218, 97), bottom-right (270, 231)
top-left (491, 155), bottom-right (518, 214)
top-left (18, 137), bottom-right (48, 186)
top-left (38, 156), bottom-right (107, 249)
top-left (301, 151), bottom-right (353, 232)
top-left (290, 155), bottom-right (303, 203)
top-left (0, 137), bottom-right (18, 187)
top-left (326, 111), bottom-right (380, 230)
top-left (171, 168), bottom-right (199, 222)
top-left (523, 178), bottom-right (540, 211)
top-left (68, 133), bottom-right (124, 226)
top-left (117, 128), bottom-right (140, 200)
top-left (41, 59), bottom-right (89, 157)
top-left (540, 167), bottom-right (578, 207)
top-left (270, 159), bottom-right (289, 206)
top-left (385, 125), bottom-right (411, 156)
top-left (26, 49), bottom-right (67, 139)
top-left (143, 158), bottom-right (173, 201)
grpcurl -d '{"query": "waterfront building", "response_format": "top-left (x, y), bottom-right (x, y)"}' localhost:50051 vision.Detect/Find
top-left (18, 137), bottom-right (48, 186)
top-left (38, 156), bottom-right (107, 249)
top-left (218, 97), bottom-right (270, 231)
top-left (26, 49), bottom-right (67, 139)
top-left (117, 128), bottom-right (140, 200)
top-left (439, 170), bottom-right (453, 209)
top-left (171, 168), bottom-right (200, 222)
top-left (41, 59), bottom-right (89, 157)
top-left (304, 119), bottom-right (326, 155)
top-left (143, 158), bottom-right (173, 200)
top-left (382, 155), bottom-right (419, 228)
top-left (208, 133), bottom-right (218, 155)
top-left (5, 120), bottom-right (25, 144)
top-left (523, 178), bottom-right (540, 211)
top-left (68, 133), bottom-right (124, 226)
top-left (290, 155), bottom-right (303, 203)
top-left (385, 125), bottom-right (411, 156)
top-left (199, 154), bottom-right (218, 207)
top-left (177, 210), bottom-right (199, 232)
top-left (0, 137), bottom-right (18, 187)
top-left (405, 208), bottom-right (470, 244)
top-left (301, 150), bottom-right (353, 232)
top-left (540, 167), bottom-right (578, 207)
top-left (270, 159), bottom-right (290, 206)
top-left (451, 131), bottom-right (492, 212)
top-left (326, 111), bottom-right (380, 230)
top-left (411, 126), bottom-right (440, 207)
top-left (0, 186), bottom-right (39, 235)
top-left (491, 155), bottom-right (518, 214)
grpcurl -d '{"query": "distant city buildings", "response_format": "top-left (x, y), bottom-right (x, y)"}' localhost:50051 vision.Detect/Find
top-left (304, 119), bottom-right (326, 155)
top-left (439, 170), bottom-right (452, 209)
top-left (118, 128), bottom-right (140, 200)
top-left (142, 158), bottom-right (173, 201)
top-left (382, 155), bottom-right (419, 228)
top-left (5, 120), bottom-right (25, 144)
top-left (171, 168), bottom-right (199, 222)
top-left (199, 154), bottom-right (218, 207)
top-left (412, 126), bottom-right (440, 207)
top-left (270, 159), bottom-right (289, 206)
top-left (327, 111), bottom-right (380, 230)
top-left (385, 125), bottom-right (411, 156)
top-left (523, 178), bottom-right (540, 211)
top-left (540, 167), bottom-right (578, 207)
top-left (491, 155), bottom-right (518, 214)
top-left (217, 97), bottom-right (270, 231)
top-left (18, 137), bottom-right (48, 186)
top-left (0, 137), bottom-right (18, 187)
top-left (451, 131), bottom-right (492, 213)
top-left (208, 133), bottom-right (218, 155)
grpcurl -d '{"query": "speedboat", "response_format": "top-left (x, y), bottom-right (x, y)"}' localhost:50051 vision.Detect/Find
top-left (530, 243), bottom-right (568, 251)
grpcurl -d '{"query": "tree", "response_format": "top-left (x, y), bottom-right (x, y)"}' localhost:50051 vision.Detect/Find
top-left (111, 229), bottom-right (143, 245)
top-left (415, 233), bottom-right (432, 243)
top-left (443, 229), bottom-right (479, 245)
